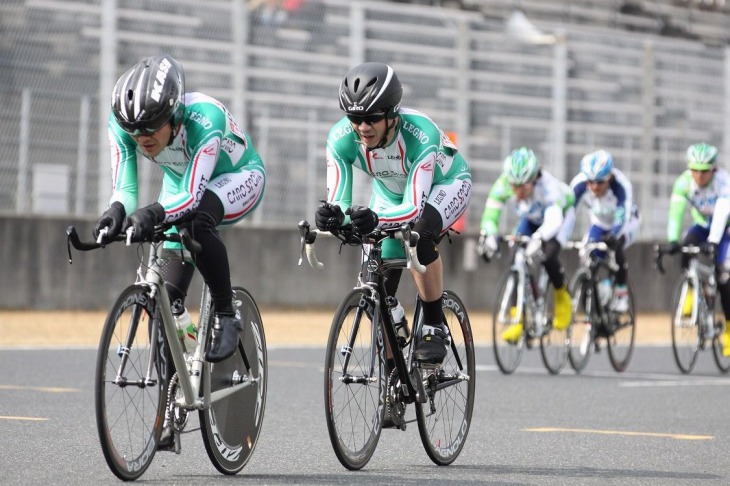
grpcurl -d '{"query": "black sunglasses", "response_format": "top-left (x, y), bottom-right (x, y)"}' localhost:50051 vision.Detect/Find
top-left (346, 113), bottom-right (386, 125)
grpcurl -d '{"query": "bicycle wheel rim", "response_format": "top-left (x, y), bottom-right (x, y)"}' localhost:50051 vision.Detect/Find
top-left (540, 279), bottom-right (570, 374)
top-left (568, 272), bottom-right (593, 373)
top-left (607, 281), bottom-right (636, 372)
top-left (711, 317), bottom-right (730, 373)
top-left (95, 286), bottom-right (165, 481)
top-left (671, 278), bottom-right (700, 374)
top-left (492, 272), bottom-right (524, 374)
top-left (200, 287), bottom-right (267, 474)
top-left (324, 289), bottom-right (384, 470)
top-left (416, 290), bottom-right (475, 466)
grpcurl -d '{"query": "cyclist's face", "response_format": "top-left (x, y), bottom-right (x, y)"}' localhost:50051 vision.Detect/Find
top-left (348, 113), bottom-right (392, 149)
top-left (511, 181), bottom-right (534, 200)
top-left (690, 168), bottom-right (714, 188)
top-left (587, 179), bottom-right (609, 197)
top-left (133, 123), bottom-right (172, 158)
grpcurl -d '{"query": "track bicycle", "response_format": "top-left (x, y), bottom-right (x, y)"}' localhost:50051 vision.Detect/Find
top-left (491, 235), bottom-right (570, 375)
top-left (565, 240), bottom-right (636, 373)
top-left (66, 224), bottom-right (267, 481)
top-left (297, 221), bottom-right (475, 470)
top-left (655, 243), bottom-right (730, 374)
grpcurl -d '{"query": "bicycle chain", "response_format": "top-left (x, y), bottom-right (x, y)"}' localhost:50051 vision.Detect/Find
top-left (386, 368), bottom-right (406, 426)
top-left (165, 372), bottom-right (189, 433)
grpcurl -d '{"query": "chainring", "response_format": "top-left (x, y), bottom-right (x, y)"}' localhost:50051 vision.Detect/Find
top-left (386, 368), bottom-right (406, 426)
top-left (165, 372), bottom-right (189, 432)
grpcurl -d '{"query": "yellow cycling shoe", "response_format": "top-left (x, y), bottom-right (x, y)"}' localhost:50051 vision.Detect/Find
top-left (682, 288), bottom-right (694, 317)
top-left (553, 286), bottom-right (572, 331)
top-left (722, 323), bottom-right (730, 358)
top-left (500, 307), bottom-right (523, 342)
top-left (501, 323), bottom-right (523, 343)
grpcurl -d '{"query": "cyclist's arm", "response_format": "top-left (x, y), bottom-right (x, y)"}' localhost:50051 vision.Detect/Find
top-left (709, 196), bottom-right (730, 244)
top-left (108, 118), bottom-right (140, 213)
top-left (480, 175), bottom-right (511, 235)
top-left (376, 154), bottom-right (435, 229)
top-left (608, 174), bottom-right (630, 236)
top-left (667, 175), bottom-right (690, 242)
top-left (534, 180), bottom-right (573, 240)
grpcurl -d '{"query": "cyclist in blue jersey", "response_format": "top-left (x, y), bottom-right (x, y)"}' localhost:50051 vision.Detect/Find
top-left (570, 150), bottom-right (641, 313)
top-left (314, 62), bottom-right (472, 365)
top-left (93, 55), bottom-right (266, 365)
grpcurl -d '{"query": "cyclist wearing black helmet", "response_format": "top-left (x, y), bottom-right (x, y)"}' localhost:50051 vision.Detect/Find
top-left (315, 62), bottom-right (472, 366)
top-left (94, 55), bottom-right (266, 364)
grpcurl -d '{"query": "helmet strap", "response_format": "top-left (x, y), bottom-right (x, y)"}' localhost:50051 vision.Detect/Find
top-left (371, 117), bottom-right (398, 150)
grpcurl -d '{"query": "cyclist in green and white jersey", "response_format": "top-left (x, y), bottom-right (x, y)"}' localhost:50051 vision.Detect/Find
top-left (666, 142), bottom-right (730, 356)
top-left (314, 62), bottom-right (472, 365)
top-left (477, 147), bottom-right (575, 342)
top-left (93, 55), bottom-right (266, 364)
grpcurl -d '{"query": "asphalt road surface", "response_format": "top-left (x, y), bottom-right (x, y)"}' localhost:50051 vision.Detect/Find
top-left (1, 344), bottom-right (728, 485)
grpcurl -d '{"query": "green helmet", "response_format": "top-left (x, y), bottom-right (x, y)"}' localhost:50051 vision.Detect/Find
top-left (686, 143), bottom-right (718, 171)
top-left (503, 147), bottom-right (539, 184)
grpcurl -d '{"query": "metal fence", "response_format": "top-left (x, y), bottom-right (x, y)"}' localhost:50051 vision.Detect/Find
top-left (1, 0), bottom-right (728, 240)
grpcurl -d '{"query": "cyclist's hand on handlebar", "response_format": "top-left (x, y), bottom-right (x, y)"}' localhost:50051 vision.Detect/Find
top-left (477, 233), bottom-right (500, 262)
top-left (526, 235), bottom-right (543, 258)
top-left (347, 205), bottom-right (379, 235)
top-left (602, 233), bottom-right (618, 250)
top-left (667, 241), bottom-right (681, 255)
top-left (93, 201), bottom-right (126, 243)
top-left (315, 201), bottom-right (345, 231)
top-left (122, 203), bottom-right (165, 243)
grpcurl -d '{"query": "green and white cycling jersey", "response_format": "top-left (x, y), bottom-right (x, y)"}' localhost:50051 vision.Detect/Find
top-left (667, 168), bottom-right (730, 242)
top-left (480, 170), bottom-right (575, 241)
top-left (325, 108), bottom-right (471, 231)
top-left (107, 92), bottom-right (265, 227)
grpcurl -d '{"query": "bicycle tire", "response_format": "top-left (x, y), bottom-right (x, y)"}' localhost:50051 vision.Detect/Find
top-left (95, 285), bottom-right (166, 481)
top-left (607, 281), bottom-right (636, 372)
top-left (671, 277), bottom-right (700, 374)
top-left (324, 288), bottom-right (385, 470)
top-left (568, 271), bottom-right (594, 373)
top-left (540, 278), bottom-right (570, 374)
top-left (492, 271), bottom-right (525, 374)
top-left (711, 315), bottom-right (730, 373)
top-left (200, 286), bottom-right (268, 475)
top-left (416, 290), bottom-right (475, 466)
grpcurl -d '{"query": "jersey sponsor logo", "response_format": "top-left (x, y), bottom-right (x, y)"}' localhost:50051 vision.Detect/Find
top-left (194, 174), bottom-right (210, 204)
top-left (150, 58), bottom-right (172, 103)
top-left (369, 170), bottom-right (406, 178)
top-left (402, 121), bottom-right (430, 144)
top-left (348, 104), bottom-right (365, 111)
top-left (227, 171), bottom-right (263, 204)
top-left (433, 189), bottom-right (447, 205)
top-left (387, 155), bottom-right (401, 160)
top-left (215, 176), bottom-right (231, 188)
top-left (331, 124), bottom-right (353, 142)
top-left (444, 180), bottom-right (471, 219)
top-left (189, 110), bottom-right (213, 130)
top-left (221, 138), bottom-right (237, 155)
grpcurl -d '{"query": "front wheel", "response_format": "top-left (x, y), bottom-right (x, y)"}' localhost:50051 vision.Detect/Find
top-left (671, 277), bottom-right (700, 374)
top-left (607, 281), bottom-right (636, 372)
top-left (324, 289), bottom-right (384, 470)
top-left (540, 279), bottom-right (569, 374)
top-left (200, 287), bottom-right (268, 475)
top-left (416, 290), bottom-right (475, 466)
top-left (95, 285), bottom-right (166, 481)
top-left (492, 271), bottom-right (525, 374)
top-left (568, 271), bottom-right (594, 373)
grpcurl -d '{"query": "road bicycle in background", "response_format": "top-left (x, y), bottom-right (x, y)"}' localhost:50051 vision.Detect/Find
top-left (66, 224), bottom-right (267, 481)
top-left (655, 243), bottom-right (730, 374)
top-left (491, 235), bottom-right (570, 375)
top-left (565, 240), bottom-right (636, 373)
top-left (298, 221), bottom-right (475, 470)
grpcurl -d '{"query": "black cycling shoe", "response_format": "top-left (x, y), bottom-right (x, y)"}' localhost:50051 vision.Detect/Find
top-left (157, 426), bottom-right (175, 451)
top-left (205, 314), bottom-right (243, 363)
top-left (413, 325), bottom-right (449, 365)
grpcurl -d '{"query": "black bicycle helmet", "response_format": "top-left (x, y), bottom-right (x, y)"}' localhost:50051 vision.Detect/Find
top-left (111, 55), bottom-right (185, 135)
top-left (338, 62), bottom-right (402, 119)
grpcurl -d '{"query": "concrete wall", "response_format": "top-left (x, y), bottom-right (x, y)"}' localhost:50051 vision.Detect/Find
top-left (0, 216), bottom-right (681, 313)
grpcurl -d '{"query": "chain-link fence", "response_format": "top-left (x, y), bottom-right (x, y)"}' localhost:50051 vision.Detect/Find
top-left (1, 0), bottom-right (728, 240)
